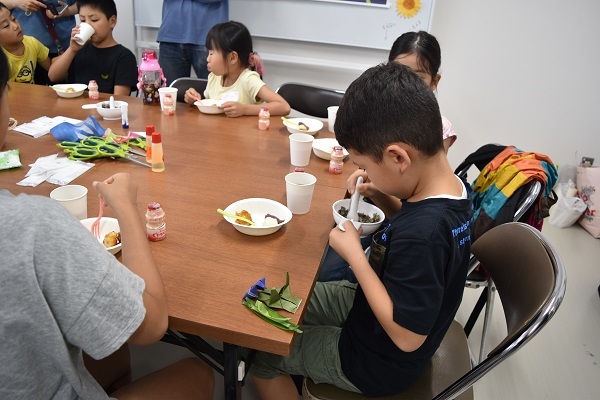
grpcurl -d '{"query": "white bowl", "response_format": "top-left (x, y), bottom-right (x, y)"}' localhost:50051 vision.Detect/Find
top-left (312, 138), bottom-right (349, 160)
top-left (222, 198), bottom-right (293, 236)
top-left (332, 199), bottom-right (384, 237)
top-left (283, 118), bottom-right (324, 135)
top-left (194, 99), bottom-right (224, 114)
top-left (52, 83), bottom-right (87, 98)
top-left (80, 217), bottom-right (122, 255)
top-left (95, 100), bottom-right (128, 120)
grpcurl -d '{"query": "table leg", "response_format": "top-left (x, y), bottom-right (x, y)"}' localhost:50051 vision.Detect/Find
top-left (223, 343), bottom-right (242, 400)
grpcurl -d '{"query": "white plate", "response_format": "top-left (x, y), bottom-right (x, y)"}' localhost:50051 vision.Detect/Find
top-left (80, 217), bottom-right (122, 255)
top-left (52, 83), bottom-right (87, 98)
top-left (283, 118), bottom-right (324, 135)
top-left (194, 99), bottom-right (225, 114)
top-left (222, 198), bottom-right (292, 236)
top-left (312, 138), bottom-right (349, 160)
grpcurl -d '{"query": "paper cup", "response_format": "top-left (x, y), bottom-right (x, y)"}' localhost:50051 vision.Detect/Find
top-left (285, 172), bottom-right (317, 214)
top-left (158, 87), bottom-right (178, 112)
top-left (289, 133), bottom-right (314, 167)
top-left (74, 22), bottom-right (95, 45)
top-left (50, 185), bottom-right (88, 220)
top-left (327, 106), bottom-right (339, 133)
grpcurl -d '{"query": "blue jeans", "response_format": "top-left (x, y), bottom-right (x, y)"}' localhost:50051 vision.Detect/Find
top-left (159, 42), bottom-right (209, 85)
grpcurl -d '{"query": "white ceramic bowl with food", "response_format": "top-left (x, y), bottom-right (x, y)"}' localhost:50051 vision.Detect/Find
top-left (222, 198), bottom-right (293, 236)
top-left (82, 101), bottom-right (128, 120)
top-left (283, 118), bottom-right (324, 135)
top-left (80, 217), bottom-right (122, 255)
top-left (312, 138), bottom-right (349, 160)
top-left (52, 83), bottom-right (87, 98)
top-left (194, 99), bottom-right (225, 114)
top-left (332, 199), bottom-right (384, 237)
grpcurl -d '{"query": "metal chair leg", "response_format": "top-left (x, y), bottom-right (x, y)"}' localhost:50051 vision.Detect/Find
top-left (478, 280), bottom-right (496, 363)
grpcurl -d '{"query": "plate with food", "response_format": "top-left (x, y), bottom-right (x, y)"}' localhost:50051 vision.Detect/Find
top-left (220, 198), bottom-right (292, 236)
top-left (312, 138), bottom-right (349, 160)
top-left (80, 217), bottom-right (122, 255)
top-left (51, 83), bottom-right (88, 98)
top-left (283, 117), bottom-right (324, 135)
top-left (194, 99), bottom-right (225, 114)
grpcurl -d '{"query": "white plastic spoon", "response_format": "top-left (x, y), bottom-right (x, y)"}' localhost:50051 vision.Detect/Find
top-left (347, 176), bottom-right (364, 221)
top-left (81, 104), bottom-right (99, 109)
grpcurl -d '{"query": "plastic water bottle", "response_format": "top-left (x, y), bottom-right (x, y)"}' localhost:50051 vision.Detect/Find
top-left (138, 50), bottom-right (166, 106)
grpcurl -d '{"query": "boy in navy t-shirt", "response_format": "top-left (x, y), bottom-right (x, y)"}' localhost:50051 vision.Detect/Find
top-left (251, 62), bottom-right (473, 398)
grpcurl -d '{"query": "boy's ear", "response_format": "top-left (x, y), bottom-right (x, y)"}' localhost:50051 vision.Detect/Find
top-left (109, 15), bottom-right (117, 29)
top-left (385, 144), bottom-right (411, 173)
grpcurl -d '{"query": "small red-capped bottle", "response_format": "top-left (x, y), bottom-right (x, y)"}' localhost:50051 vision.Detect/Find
top-left (145, 125), bottom-right (154, 163)
top-left (329, 146), bottom-right (344, 174)
top-left (88, 80), bottom-right (99, 100)
top-left (151, 132), bottom-right (165, 173)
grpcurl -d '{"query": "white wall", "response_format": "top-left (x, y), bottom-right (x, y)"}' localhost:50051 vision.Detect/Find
top-left (126, 0), bottom-right (600, 170)
top-left (113, 0), bottom-right (135, 58)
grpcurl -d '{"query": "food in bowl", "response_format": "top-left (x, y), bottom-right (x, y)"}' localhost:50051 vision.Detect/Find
top-left (337, 206), bottom-right (381, 224)
top-left (103, 231), bottom-right (121, 248)
top-left (236, 210), bottom-right (253, 226)
top-left (51, 83), bottom-right (87, 98)
top-left (194, 99), bottom-right (225, 114)
top-left (96, 101), bottom-right (127, 120)
top-left (332, 199), bottom-right (384, 237)
top-left (222, 198), bottom-right (292, 236)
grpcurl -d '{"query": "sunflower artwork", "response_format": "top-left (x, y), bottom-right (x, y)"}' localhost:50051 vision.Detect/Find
top-left (397, 0), bottom-right (422, 18)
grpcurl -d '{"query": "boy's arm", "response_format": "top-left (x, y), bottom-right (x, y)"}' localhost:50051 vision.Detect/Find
top-left (329, 222), bottom-right (427, 352)
top-left (113, 85), bottom-right (132, 97)
top-left (47, 47), bottom-right (76, 83)
top-left (93, 173), bottom-right (168, 345)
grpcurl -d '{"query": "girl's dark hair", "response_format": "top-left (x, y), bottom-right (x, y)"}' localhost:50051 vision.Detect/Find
top-left (388, 31), bottom-right (441, 81)
top-left (206, 21), bottom-right (253, 70)
top-left (0, 48), bottom-right (9, 94)
top-left (77, 0), bottom-right (117, 19)
top-left (0, 2), bottom-right (8, 12)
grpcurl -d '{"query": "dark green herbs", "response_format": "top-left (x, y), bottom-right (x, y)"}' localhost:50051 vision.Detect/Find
top-left (338, 206), bottom-right (381, 223)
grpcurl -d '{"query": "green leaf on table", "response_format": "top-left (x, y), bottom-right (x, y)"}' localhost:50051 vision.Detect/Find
top-left (242, 298), bottom-right (302, 333)
top-left (256, 272), bottom-right (302, 313)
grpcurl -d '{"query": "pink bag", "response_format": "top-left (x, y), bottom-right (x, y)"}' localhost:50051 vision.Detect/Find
top-left (577, 166), bottom-right (600, 238)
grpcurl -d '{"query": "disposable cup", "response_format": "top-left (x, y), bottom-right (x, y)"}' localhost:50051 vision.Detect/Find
top-left (158, 87), bottom-right (178, 112)
top-left (289, 133), bottom-right (314, 167)
top-left (285, 172), bottom-right (317, 214)
top-left (50, 185), bottom-right (88, 220)
top-left (74, 23), bottom-right (95, 45)
top-left (327, 106), bottom-right (339, 133)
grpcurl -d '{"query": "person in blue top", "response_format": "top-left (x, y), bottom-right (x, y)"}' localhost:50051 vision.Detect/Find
top-left (4, 0), bottom-right (78, 84)
top-left (157, 0), bottom-right (228, 85)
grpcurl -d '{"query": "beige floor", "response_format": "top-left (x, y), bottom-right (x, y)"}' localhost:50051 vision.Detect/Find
top-left (130, 222), bottom-right (600, 399)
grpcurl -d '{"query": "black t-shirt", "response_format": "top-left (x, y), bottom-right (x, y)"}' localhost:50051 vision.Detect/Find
top-left (339, 196), bottom-right (472, 396)
top-left (68, 44), bottom-right (138, 94)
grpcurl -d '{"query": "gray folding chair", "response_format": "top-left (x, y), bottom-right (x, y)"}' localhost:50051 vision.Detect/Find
top-left (303, 222), bottom-right (566, 400)
top-left (275, 82), bottom-right (344, 118)
top-left (169, 77), bottom-right (208, 103)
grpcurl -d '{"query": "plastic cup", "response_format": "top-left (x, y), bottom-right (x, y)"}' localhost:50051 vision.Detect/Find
top-left (289, 133), bottom-right (314, 167)
top-left (74, 23), bottom-right (95, 45)
top-left (327, 106), bottom-right (339, 133)
top-left (50, 185), bottom-right (88, 220)
top-left (285, 172), bottom-right (317, 214)
top-left (158, 87), bottom-right (178, 112)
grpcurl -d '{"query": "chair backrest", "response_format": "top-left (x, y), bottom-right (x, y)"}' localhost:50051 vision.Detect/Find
top-left (276, 83), bottom-right (344, 118)
top-left (435, 222), bottom-right (566, 400)
top-left (169, 77), bottom-right (208, 103)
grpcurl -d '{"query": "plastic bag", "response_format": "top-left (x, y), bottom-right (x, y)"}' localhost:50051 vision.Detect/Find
top-left (549, 196), bottom-right (587, 228)
top-left (50, 116), bottom-right (106, 142)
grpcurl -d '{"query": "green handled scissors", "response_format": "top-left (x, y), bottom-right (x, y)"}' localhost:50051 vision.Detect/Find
top-left (57, 137), bottom-right (150, 167)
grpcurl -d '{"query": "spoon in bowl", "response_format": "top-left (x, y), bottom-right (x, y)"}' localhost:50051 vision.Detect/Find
top-left (347, 176), bottom-right (364, 221)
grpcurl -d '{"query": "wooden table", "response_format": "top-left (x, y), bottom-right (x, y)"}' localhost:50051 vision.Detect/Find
top-left (2, 83), bottom-right (351, 399)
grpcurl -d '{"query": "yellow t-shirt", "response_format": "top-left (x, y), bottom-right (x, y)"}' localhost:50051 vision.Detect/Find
top-left (3, 36), bottom-right (50, 84)
top-left (204, 69), bottom-right (266, 104)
